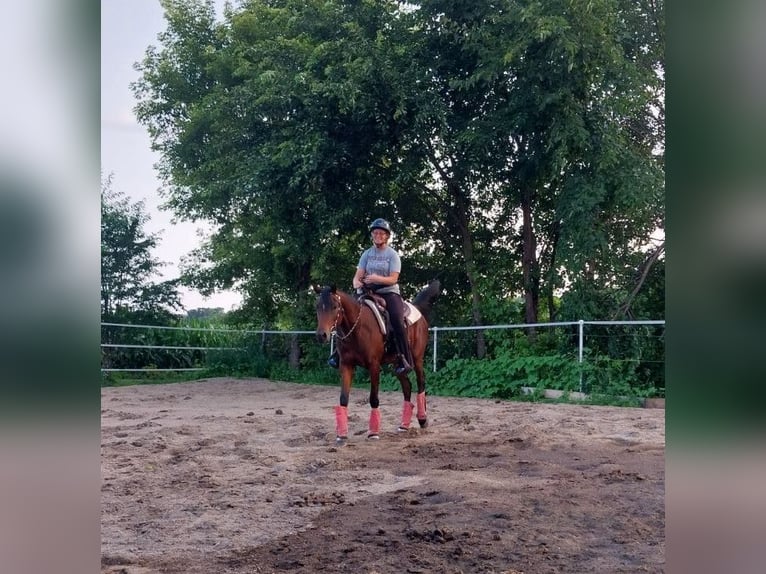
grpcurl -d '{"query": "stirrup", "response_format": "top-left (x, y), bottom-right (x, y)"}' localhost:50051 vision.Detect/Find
top-left (394, 358), bottom-right (412, 375)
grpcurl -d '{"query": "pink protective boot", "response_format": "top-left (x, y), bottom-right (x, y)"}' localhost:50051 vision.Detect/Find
top-left (416, 392), bottom-right (428, 427)
top-left (398, 401), bottom-right (414, 432)
top-left (334, 405), bottom-right (348, 441)
top-left (368, 408), bottom-right (381, 439)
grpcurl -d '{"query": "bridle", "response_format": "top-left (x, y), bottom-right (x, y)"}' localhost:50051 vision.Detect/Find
top-left (330, 294), bottom-right (362, 341)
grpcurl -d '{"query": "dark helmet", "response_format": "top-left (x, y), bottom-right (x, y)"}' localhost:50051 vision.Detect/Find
top-left (369, 218), bottom-right (392, 234)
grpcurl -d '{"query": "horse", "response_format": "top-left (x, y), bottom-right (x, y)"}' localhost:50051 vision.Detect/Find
top-left (313, 280), bottom-right (441, 445)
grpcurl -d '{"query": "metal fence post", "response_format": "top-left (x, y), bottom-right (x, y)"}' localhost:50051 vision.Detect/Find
top-left (432, 326), bottom-right (438, 372)
top-left (578, 319), bottom-right (584, 392)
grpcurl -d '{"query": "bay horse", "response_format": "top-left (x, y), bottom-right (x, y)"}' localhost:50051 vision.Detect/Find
top-left (314, 280), bottom-right (440, 445)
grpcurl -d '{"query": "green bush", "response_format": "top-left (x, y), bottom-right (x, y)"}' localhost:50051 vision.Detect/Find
top-left (580, 351), bottom-right (661, 402)
top-left (101, 321), bottom-right (663, 407)
top-left (428, 351), bottom-right (580, 399)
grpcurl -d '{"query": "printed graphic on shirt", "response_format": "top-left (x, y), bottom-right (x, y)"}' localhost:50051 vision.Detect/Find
top-left (365, 251), bottom-right (398, 276)
top-left (359, 247), bottom-right (401, 294)
top-left (364, 248), bottom-right (402, 277)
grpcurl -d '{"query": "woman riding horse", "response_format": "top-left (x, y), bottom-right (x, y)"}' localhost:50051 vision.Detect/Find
top-left (315, 279), bottom-right (440, 444)
top-left (328, 218), bottom-right (412, 375)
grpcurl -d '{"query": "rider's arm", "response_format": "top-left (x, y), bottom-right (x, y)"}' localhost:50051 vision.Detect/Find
top-left (363, 271), bottom-right (400, 286)
top-left (352, 267), bottom-right (366, 289)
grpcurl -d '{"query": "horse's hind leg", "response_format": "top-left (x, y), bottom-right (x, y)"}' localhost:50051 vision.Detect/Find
top-left (414, 361), bottom-right (428, 428)
top-left (368, 364), bottom-right (382, 440)
top-left (396, 372), bottom-right (414, 432)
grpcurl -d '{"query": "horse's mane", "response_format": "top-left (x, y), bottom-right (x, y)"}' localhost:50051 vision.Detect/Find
top-left (319, 285), bottom-right (361, 309)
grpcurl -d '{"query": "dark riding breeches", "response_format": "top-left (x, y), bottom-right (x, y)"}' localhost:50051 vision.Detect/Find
top-left (379, 292), bottom-right (411, 363)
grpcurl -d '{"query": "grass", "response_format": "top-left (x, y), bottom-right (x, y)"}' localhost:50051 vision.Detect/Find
top-left (101, 371), bottom-right (210, 387)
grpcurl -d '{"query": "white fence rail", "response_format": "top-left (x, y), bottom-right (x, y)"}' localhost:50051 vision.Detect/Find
top-left (102, 320), bottom-right (665, 390)
top-left (431, 320), bottom-right (665, 391)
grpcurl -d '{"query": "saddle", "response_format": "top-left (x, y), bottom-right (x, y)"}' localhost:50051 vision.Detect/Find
top-left (358, 294), bottom-right (422, 336)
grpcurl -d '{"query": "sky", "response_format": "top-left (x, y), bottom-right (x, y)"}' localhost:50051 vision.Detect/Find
top-left (101, 0), bottom-right (241, 312)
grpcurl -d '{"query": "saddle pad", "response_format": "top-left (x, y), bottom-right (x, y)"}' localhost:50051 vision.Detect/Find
top-left (404, 302), bottom-right (423, 326)
top-left (362, 299), bottom-right (387, 334)
top-left (362, 299), bottom-right (423, 335)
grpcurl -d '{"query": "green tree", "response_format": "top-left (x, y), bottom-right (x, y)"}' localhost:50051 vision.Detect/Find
top-left (134, 0), bottom-right (412, 322)
top-left (186, 307), bottom-right (225, 320)
top-left (101, 174), bottom-right (182, 322)
top-left (412, 0), bottom-right (664, 328)
top-left (359, 0), bottom-right (664, 341)
top-left (132, 0), bottom-right (664, 345)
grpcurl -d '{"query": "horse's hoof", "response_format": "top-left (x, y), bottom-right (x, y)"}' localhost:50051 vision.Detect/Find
top-left (367, 433), bottom-right (380, 440)
top-left (418, 418), bottom-right (428, 428)
top-left (335, 436), bottom-right (348, 446)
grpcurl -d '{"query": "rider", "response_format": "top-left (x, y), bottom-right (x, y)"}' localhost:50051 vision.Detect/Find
top-left (328, 218), bottom-right (413, 375)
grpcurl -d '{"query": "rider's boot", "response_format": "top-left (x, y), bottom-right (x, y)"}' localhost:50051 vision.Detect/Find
top-left (394, 354), bottom-right (412, 375)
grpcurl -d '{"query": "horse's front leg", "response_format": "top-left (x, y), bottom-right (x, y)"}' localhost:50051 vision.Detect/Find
top-left (367, 364), bottom-right (381, 440)
top-left (335, 364), bottom-right (354, 445)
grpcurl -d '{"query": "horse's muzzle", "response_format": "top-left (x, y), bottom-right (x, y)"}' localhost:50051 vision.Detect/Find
top-left (316, 329), bottom-right (330, 344)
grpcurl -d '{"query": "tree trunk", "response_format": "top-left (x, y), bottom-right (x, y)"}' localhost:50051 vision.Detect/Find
top-left (424, 150), bottom-right (486, 359)
top-left (545, 221), bottom-right (561, 321)
top-left (611, 241), bottom-right (665, 320)
top-left (288, 261), bottom-right (313, 369)
top-left (288, 335), bottom-right (301, 369)
top-left (452, 185), bottom-right (486, 359)
top-left (521, 185), bottom-right (539, 340)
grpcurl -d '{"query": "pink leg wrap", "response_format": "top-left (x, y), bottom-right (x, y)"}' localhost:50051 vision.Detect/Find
top-left (334, 405), bottom-right (348, 438)
top-left (399, 401), bottom-right (414, 430)
top-left (416, 392), bottom-right (427, 421)
top-left (368, 408), bottom-right (381, 436)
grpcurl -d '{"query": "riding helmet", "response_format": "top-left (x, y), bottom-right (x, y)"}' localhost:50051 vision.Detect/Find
top-left (369, 218), bottom-right (392, 234)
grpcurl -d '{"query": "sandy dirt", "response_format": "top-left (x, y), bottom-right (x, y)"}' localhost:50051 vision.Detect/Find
top-left (101, 377), bottom-right (665, 574)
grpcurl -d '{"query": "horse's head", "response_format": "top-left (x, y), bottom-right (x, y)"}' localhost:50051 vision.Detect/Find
top-left (313, 284), bottom-right (340, 343)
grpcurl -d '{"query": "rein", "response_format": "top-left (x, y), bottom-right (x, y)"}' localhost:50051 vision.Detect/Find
top-left (332, 295), bottom-right (362, 341)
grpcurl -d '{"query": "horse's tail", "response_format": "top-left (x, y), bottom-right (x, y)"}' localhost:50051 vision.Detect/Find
top-left (412, 279), bottom-right (441, 322)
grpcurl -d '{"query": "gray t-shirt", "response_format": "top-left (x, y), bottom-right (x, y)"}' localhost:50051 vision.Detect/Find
top-left (358, 245), bottom-right (401, 294)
